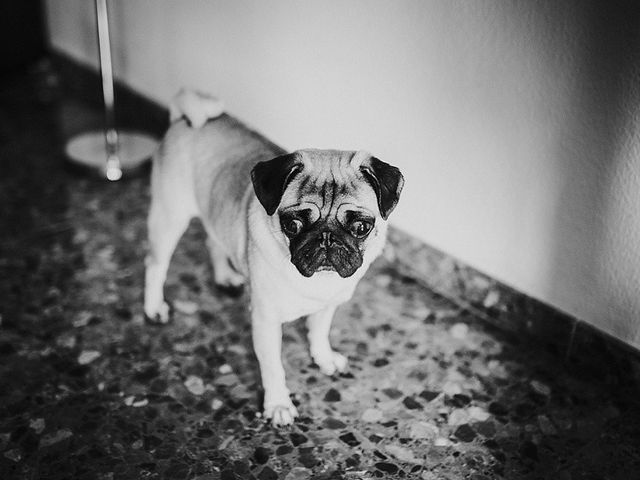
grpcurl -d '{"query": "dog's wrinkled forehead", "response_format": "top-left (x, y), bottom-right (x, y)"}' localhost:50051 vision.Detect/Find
top-left (251, 149), bottom-right (403, 219)
top-left (280, 150), bottom-right (377, 211)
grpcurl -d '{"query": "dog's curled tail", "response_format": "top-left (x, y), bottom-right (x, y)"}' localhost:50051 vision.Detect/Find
top-left (169, 88), bottom-right (225, 128)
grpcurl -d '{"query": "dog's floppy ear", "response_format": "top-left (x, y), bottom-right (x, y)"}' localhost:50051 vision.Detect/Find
top-left (360, 157), bottom-right (404, 220)
top-left (251, 153), bottom-right (303, 215)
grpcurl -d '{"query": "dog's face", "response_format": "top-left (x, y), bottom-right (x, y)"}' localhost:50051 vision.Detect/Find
top-left (251, 150), bottom-right (404, 278)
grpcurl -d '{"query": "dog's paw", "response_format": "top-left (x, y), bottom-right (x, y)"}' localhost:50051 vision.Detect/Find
top-left (144, 301), bottom-right (171, 324)
top-left (313, 350), bottom-right (348, 376)
top-left (263, 396), bottom-right (299, 427)
top-left (212, 260), bottom-right (245, 293)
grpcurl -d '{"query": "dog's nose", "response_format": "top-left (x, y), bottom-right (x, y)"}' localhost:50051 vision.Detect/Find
top-left (320, 231), bottom-right (334, 248)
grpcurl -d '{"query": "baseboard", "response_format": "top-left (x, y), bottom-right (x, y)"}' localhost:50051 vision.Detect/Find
top-left (388, 227), bottom-right (640, 385)
top-left (49, 50), bottom-right (640, 388)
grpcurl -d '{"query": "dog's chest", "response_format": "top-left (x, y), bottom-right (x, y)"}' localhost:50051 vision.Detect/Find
top-left (298, 272), bottom-right (358, 303)
top-left (250, 261), bottom-right (361, 321)
top-left (284, 278), bottom-right (358, 320)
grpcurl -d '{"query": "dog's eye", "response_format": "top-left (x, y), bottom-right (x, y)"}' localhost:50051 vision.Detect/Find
top-left (283, 218), bottom-right (304, 236)
top-left (349, 220), bottom-right (372, 238)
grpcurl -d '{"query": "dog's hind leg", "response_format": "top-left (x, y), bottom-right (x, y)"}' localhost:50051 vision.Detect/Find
top-left (206, 234), bottom-right (245, 295)
top-left (144, 199), bottom-right (192, 323)
top-left (144, 132), bottom-right (199, 323)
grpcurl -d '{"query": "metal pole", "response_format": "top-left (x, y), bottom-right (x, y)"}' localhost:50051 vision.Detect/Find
top-left (95, 0), bottom-right (122, 181)
top-left (64, 0), bottom-right (156, 179)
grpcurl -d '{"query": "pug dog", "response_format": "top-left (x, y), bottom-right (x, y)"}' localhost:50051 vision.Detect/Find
top-left (144, 90), bottom-right (404, 426)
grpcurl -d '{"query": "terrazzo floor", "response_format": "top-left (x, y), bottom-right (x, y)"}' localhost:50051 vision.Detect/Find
top-left (1, 63), bottom-right (640, 480)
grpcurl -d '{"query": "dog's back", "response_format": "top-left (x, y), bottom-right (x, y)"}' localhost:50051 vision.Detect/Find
top-left (150, 93), bottom-right (285, 276)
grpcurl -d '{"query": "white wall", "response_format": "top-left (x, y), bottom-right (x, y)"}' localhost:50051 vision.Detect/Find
top-left (44, 1), bottom-right (640, 348)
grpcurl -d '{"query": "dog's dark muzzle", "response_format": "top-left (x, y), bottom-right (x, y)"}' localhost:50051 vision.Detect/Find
top-left (291, 230), bottom-right (363, 278)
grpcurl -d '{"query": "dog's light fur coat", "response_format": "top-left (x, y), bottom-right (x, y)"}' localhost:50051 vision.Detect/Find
top-left (145, 90), bottom-right (400, 425)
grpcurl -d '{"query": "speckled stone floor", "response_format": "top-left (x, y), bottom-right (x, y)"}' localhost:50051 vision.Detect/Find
top-left (1, 62), bottom-right (640, 480)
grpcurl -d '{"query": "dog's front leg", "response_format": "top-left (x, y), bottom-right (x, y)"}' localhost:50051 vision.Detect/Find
top-left (307, 306), bottom-right (348, 376)
top-left (252, 313), bottom-right (298, 426)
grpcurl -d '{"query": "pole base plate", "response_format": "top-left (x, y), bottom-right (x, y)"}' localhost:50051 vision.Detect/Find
top-left (65, 130), bottom-right (157, 180)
